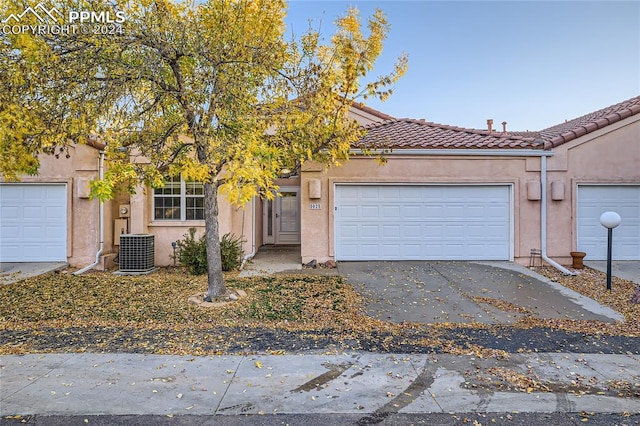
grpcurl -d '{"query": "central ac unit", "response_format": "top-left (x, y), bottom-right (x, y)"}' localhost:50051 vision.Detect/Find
top-left (119, 234), bottom-right (155, 273)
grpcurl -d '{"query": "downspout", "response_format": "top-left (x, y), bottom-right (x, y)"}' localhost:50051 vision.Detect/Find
top-left (240, 196), bottom-right (257, 270)
top-left (74, 149), bottom-right (105, 275)
top-left (540, 155), bottom-right (576, 276)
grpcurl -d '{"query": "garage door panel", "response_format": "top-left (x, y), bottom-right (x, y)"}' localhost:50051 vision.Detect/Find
top-left (340, 244), bottom-right (358, 257)
top-left (340, 205), bottom-right (358, 219)
top-left (403, 227), bottom-right (422, 239)
top-left (24, 225), bottom-right (44, 238)
top-left (336, 185), bottom-right (510, 260)
top-left (403, 244), bottom-right (421, 256)
top-left (382, 245), bottom-right (400, 256)
top-left (424, 206), bottom-right (443, 218)
top-left (382, 225), bottom-right (400, 238)
top-left (361, 224), bottom-right (379, 238)
top-left (1, 206), bottom-right (19, 218)
top-left (444, 205), bottom-right (466, 219)
top-left (23, 206), bottom-right (43, 219)
top-left (0, 184), bottom-right (67, 262)
top-left (444, 224), bottom-right (465, 238)
top-left (361, 244), bottom-right (379, 256)
top-left (466, 224), bottom-right (486, 237)
top-left (2, 226), bottom-right (18, 238)
top-left (403, 205), bottom-right (421, 218)
top-left (382, 205), bottom-right (401, 218)
top-left (423, 224), bottom-right (443, 237)
top-left (577, 185), bottom-right (640, 260)
top-left (361, 205), bottom-right (379, 218)
top-left (361, 187), bottom-right (380, 199)
top-left (47, 226), bottom-right (66, 238)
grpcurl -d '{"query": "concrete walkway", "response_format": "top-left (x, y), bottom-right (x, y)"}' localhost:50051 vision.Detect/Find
top-left (1, 352), bottom-right (639, 418)
top-left (584, 261), bottom-right (640, 285)
top-left (239, 246), bottom-right (302, 277)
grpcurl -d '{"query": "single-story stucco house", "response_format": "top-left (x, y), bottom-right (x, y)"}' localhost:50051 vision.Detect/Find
top-left (1, 96), bottom-right (638, 271)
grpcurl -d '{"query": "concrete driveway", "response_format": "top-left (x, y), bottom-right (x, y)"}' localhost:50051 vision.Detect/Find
top-left (0, 262), bottom-right (67, 285)
top-left (339, 261), bottom-right (622, 325)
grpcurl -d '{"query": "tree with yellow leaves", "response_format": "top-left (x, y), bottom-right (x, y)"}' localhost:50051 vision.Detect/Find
top-left (0, 0), bottom-right (407, 298)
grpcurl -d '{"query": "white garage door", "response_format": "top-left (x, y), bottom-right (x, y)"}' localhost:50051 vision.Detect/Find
top-left (577, 185), bottom-right (640, 260)
top-left (335, 185), bottom-right (511, 260)
top-left (0, 184), bottom-right (67, 262)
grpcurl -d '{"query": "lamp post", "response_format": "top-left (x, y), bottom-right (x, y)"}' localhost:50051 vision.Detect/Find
top-left (599, 211), bottom-right (621, 292)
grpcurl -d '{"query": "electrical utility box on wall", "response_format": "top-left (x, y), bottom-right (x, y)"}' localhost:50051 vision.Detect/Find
top-left (119, 234), bottom-right (155, 273)
top-left (113, 219), bottom-right (128, 245)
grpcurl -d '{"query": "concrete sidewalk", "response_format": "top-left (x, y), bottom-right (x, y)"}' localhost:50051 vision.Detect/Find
top-left (2, 352), bottom-right (639, 418)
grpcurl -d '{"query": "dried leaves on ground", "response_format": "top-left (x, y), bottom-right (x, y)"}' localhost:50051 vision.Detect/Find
top-left (519, 266), bottom-right (640, 337)
top-left (0, 269), bottom-right (375, 331)
top-left (1, 266), bottom-right (639, 356)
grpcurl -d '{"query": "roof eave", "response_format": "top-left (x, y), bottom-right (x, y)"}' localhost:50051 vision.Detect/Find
top-left (350, 148), bottom-right (553, 157)
top-left (543, 100), bottom-right (640, 149)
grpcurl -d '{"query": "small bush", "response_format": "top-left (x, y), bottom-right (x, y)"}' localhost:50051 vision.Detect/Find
top-left (220, 233), bottom-right (245, 272)
top-left (175, 228), bottom-right (207, 275)
top-left (174, 228), bottom-right (244, 274)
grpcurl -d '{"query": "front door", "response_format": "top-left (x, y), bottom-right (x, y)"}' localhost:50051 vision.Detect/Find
top-left (263, 189), bottom-right (300, 244)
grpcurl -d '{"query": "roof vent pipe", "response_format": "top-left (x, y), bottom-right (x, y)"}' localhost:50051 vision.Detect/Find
top-left (487, 119), bottom-right (493, 132)
top-left (502, 121), bottom-right (507, 132)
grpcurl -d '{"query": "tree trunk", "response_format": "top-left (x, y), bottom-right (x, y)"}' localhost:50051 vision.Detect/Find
top-left (204, 181), bottom-right (226, 299)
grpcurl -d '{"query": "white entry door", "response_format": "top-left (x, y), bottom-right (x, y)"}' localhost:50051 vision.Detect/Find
top-left (0, 183), bottom-right (67, 262)
top-left (275, 190), bottom-right (300, 244)
top-left (577, 185), bottom-right (640, 260)
top-left (335, 184), bottom-right (511, 261)
top-left (263, 189), bottom-right (300, 244)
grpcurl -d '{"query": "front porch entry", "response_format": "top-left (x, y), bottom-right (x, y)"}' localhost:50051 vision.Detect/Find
top-left (263, 187), bottom-right (301, 244)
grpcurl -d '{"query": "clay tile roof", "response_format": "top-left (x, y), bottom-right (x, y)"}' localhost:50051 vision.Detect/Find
top-left (356, 118), bottom-right (542, 150)
top-left (539, 95), bottom-right (640, 149)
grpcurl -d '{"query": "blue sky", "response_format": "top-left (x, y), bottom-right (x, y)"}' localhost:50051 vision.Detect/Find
top-left (286, 1), bottom-right (640, 131)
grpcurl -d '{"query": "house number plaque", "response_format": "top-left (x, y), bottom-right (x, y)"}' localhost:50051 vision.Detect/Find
top-left (310, 203), bottom-right (321, 210)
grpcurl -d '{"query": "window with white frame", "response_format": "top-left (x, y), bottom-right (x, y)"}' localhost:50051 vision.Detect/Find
top-left (153, 176), bottom-right (205, 220)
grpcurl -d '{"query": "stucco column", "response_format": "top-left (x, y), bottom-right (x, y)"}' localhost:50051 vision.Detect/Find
top-left (129, 184), bottom-right (147, 234)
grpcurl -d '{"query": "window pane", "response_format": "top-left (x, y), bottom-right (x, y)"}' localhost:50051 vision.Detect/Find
top-left (154, 177), bottom-right (180, 195)
top-left (267, 199), bottom-right (273, 236)
top-left (154, 196), bottom-right (180, 220)
top-left (186, 196), bottom-right (204, 220)
top-left (186, 181), bottom-right (204, 195)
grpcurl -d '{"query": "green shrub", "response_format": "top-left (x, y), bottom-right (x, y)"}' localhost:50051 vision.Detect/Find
top-left (220, 233), bottom-right (245, 272)
top-left (174, 228), bottom-right (244, 274)
top-left (175, 228), bottom-right (207, 275)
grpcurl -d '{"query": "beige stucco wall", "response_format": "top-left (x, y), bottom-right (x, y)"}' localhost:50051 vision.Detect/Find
top-left (300, 154), bottom-right (544, 264)
top-left (0, 144), bottom-right (121, 268)
top-left (545, 116), bottom-right (640, 264)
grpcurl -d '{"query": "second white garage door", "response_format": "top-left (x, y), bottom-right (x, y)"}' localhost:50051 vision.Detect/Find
top-left (577, 185), bottom-right (640, 260)
top-left (335, 185), bottom-right (511, 261)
